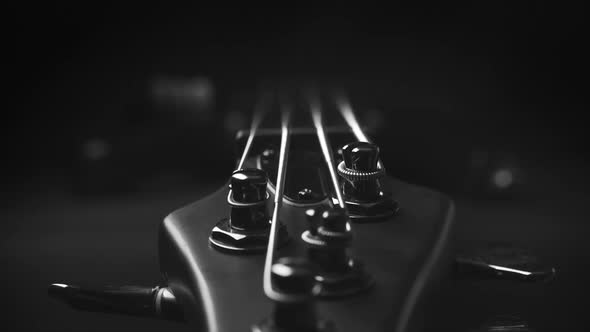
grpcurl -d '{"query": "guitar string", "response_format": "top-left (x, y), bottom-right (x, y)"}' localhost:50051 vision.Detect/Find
top-left (309, 93), bottom-right (346, 210)
top-left (334, 94), bottom-right (385, 170)
top-left (262, 99), bottom-right (292, 301)
top-left (236, 92), bottom-right (270, 171)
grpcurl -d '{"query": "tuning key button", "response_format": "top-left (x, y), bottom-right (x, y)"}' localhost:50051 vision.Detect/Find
top-left (228, 169), bottom-right (270, 231)
top-left (342, 141), bottom-right (380, 172)
top-left (253, 257), bottom-right (335, 332)
top-left (210, 168), bottom-right (288, 253)
top-left (337, 142), bottom-right (398, 222)
top-left (227, 169), bottom-right (269, 231)
top-left (301, 207), bottom-right (373, 298)
top-left (48, 283), bottom-right (184, 322)
top-left (230, 169), bottom-right (268, 203)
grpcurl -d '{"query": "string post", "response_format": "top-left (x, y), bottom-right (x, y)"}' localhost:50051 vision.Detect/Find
top-left (301, 206), bottom-right (373, 298)
top-left (209, 168), bottom-right (288, 253)
top-left (339, 141), bottom-right (385, 202)
top-left (254, 257), bottom-right (335, 332)
top-left (337, 142), bottom-right (399, 222)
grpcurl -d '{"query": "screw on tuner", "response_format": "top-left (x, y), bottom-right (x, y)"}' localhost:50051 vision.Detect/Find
top-left (209, 168), bottom-right (289, 253)
top-left (337, 142), bottom-right (399, 222)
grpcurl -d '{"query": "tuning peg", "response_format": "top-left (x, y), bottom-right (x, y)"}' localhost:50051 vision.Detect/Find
top-left (210, 168), bottom-right (288, 253)
top-left (301, 207), bottom-right (372, 297)
top-left (455, 244), bottom-right (556, 283)
top-left (337, 142), bottom-right (398, 222)
top-left (306, 207), bottom-right (352, 275)
top-left (254, 257), bottom-right (335, 332)
top-left (228, 169), bottom-right (270, 231)
top-left (48, 283), bottom-right (184, 322)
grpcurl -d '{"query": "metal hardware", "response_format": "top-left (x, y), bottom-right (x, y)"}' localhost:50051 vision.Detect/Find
top-left (47, 283), bottom-right (184, 322)
top-left (210, 168), bottom-right (288, 253)
top-left (252, 257), bottom-right (335, 332)
top-left (301, 207), bottom-right (373, 298)
top-left (337, 142), bottom-right (399, 222)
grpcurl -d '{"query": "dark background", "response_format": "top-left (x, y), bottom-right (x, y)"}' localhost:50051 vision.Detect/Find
top-left (2, 2), bottom-right (588, 331)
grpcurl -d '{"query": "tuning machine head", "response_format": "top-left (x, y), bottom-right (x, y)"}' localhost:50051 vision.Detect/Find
top-left (254, 257), bottom-right (335, 332)
top-left (301, 207), bottom-right (373, 298)
top-left (337, 142), bottom-right (399, 222)
top-left (209, 168), bottom-right (288, 253)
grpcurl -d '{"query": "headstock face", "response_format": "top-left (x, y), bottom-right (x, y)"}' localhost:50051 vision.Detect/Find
top-left (158, 126), bottom-right (455, 332)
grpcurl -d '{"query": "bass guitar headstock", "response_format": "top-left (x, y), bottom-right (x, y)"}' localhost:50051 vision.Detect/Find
top-left (47, 87), bottom-right (558, 331)
top-left (158, 90), bottom-right (455, 332)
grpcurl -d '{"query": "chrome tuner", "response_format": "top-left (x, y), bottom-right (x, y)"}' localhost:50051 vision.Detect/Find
top-left (301, 207), bottom-right (373, 297)
top-left (337, 142), bottom-right (399, 222)
top-left (253, 257), bottom-right (335, 332)
top-left (209, 168), bottom-right (288, 253)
